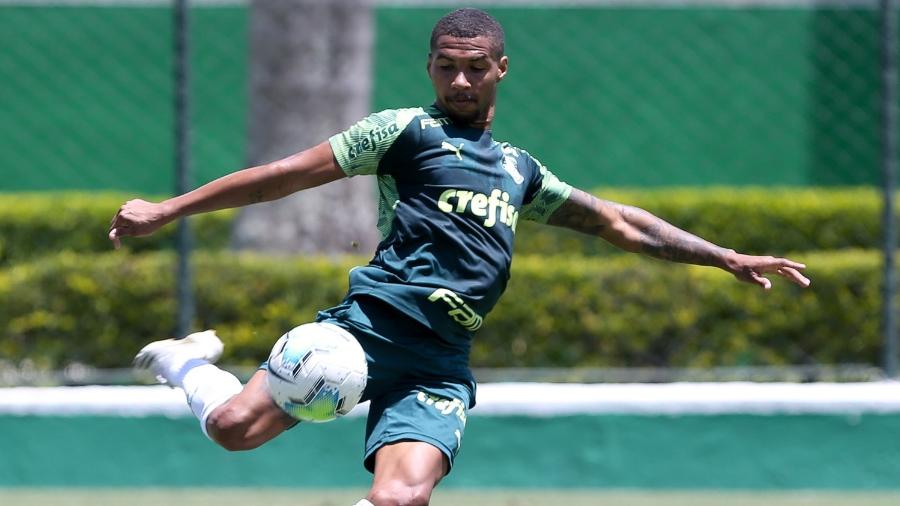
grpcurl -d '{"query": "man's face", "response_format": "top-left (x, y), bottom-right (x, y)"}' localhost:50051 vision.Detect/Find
top-left (427, 35), bottom-right (508, 127)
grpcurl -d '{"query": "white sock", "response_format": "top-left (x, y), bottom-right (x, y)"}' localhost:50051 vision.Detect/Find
top-left (174, 359), bottom-right (243, 439)
top-left (352, 501), bottom-right (375, 506)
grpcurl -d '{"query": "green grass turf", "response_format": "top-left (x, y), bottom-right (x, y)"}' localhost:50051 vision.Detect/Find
top-left (2, 489), bottom-right (900, 505)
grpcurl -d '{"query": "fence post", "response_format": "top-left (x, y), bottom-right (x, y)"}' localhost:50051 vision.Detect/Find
top-left (174, 0), bottom-right (194, 338)
top-left (881, 0), bottom-right (898, 377)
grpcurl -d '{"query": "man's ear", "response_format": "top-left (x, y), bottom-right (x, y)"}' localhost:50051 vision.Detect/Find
top-left (497, 55), bottom-right (509, 81)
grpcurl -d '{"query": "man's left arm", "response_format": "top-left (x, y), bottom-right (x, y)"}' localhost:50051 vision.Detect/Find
top-left (546, 188), bottom-right (811, 290)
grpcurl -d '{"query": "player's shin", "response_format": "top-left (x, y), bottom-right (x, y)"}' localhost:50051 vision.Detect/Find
top-left (133, 330), bottom-right (240, 438)
top-left (179, 360), bottom-right (244, 438)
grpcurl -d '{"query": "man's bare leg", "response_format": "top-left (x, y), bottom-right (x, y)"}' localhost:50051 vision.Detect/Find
top-left (205, 370), bottom-right (296, 450)
top-left (134, 331), bottom-right (293, 449)
top-left (364, 441), bottom-right (448, 506)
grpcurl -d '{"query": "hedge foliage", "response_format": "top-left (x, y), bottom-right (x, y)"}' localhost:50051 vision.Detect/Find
top-left (515, 186), bottom-right (882, 257)
top-left (0, 193), bottom-right (234, 265)
top-left (0, 188), bottom-right (885, 265)
top-left (0, 249), bottom-right (879, 369)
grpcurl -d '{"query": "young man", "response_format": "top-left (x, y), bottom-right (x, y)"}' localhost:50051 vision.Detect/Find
top-left (109, 8), bottom-right (810, 506)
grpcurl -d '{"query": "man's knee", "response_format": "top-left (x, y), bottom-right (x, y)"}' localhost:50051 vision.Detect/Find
top-left (206, 403), bottom-right (260, 451)
top-left (367, 482), bottom-right (433, 506)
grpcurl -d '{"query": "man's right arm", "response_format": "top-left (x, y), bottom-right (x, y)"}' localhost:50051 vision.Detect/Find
top-left (108, 141), bottom-right (345, 248)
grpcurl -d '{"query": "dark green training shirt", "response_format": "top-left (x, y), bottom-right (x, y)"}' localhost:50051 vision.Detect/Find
top-left (328, 106), bottom-right (572, 353)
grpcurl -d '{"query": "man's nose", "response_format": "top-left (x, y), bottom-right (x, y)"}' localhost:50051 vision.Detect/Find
top-left (451, 71), bottom-right (471, 89)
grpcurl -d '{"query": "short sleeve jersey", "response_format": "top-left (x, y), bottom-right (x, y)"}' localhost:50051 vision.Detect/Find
top-left (329, 105), bottom-right (572, 352)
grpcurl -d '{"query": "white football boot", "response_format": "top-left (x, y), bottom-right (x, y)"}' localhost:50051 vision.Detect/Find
top-left (134, 330), bottom-right (224, 385)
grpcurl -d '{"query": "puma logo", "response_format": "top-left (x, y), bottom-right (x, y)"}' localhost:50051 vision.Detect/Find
top-left (441, 141), bottom-right (464, 161)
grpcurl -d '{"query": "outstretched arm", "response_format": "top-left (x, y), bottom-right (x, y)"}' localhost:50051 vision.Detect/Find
top-left (546, 188), bottom-right (810, 289)
top-left (108, 141), bottom-right (344, 248)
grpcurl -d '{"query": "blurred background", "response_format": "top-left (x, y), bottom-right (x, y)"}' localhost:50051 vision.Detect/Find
top-left (2, 0), bottom-right (900, 503)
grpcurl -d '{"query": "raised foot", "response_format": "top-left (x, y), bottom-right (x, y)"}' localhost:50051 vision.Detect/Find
top-left (133, 330), bottom-right (224, 384)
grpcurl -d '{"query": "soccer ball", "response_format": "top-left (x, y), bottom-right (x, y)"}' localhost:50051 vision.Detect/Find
top-left (266, 322), bottom-right (368, 422)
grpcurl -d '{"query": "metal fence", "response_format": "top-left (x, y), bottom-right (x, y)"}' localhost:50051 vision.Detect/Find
top-left (1, 1), bottom-right (888, 191)
top-left (0, 1), bottom-right (248, 193)
top-left (376, 3), bottom-right (885, 189)
top-left (0, 0), bottom-right (896, 381)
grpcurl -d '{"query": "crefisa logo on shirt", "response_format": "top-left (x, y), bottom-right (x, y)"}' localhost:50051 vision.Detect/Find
top-left (347, 122), bottom-right (401, 159)
top-left (437, 188), bottom-right (519, 232)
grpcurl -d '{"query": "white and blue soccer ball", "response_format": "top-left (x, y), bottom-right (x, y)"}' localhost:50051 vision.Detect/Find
top-left (266, 322), bottom-right (368, 422)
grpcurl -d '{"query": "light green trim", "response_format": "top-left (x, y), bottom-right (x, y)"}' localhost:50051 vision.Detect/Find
top-left (519, 162), bottom-right (574, 223)
top-left (328, 108), bottom-right (421, 177)
top-left (375, 175), bottom-right (400, 239)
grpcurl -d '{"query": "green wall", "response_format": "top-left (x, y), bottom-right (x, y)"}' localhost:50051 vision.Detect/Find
top-left (2, 414), bottom-right (899, 489)
top-left (0, 6), bottom-right (882, 192)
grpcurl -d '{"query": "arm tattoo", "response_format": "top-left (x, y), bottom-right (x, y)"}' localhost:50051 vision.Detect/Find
top-left (546, 188), bottom-right (607, 235)
top-left (249, 188), bottom-right (265, 204)
top-left (548, 189), bottom-right (728, 266)
top-left (625, 206), bottom-right (727, 266)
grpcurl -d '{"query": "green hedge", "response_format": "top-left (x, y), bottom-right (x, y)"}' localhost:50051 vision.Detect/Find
top-left (515, 187), bottom-right (882, 257)
top-left (0, 249), bottom-right (879, 369)
top-left (0, 193), bottom-right (235, 265)
top-left (0, 188), bottom-right (884, 266)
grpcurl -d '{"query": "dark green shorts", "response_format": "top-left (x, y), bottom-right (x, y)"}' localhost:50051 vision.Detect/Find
top-left (316, 296), bottom-right (475, 474)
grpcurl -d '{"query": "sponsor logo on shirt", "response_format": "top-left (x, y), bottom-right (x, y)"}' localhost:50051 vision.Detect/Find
top-left (437, 188), bottom-right (519, 231)
top-left (421, 117), bottom-right (451, 129)
top-left (428, 288), bottom-right (483, 331)
top-left (346, 122), bottom-right (401, 160)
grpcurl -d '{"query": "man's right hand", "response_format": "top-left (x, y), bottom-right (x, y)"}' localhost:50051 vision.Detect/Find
top-left (108, 199), bottom-right (174, 249)
top-left (107, 142), bottom-right (345, 250)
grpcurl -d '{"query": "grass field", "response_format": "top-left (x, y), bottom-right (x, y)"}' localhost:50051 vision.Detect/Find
top-left (3, 489), bottom-right (900, 506)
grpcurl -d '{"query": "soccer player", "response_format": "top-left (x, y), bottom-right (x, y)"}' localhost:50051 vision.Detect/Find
top-left (108, 8), bottom-right (810, 506)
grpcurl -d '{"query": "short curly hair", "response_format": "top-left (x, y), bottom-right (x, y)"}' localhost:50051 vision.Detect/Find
top-left (430, 8), bottom-right (505, 58)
